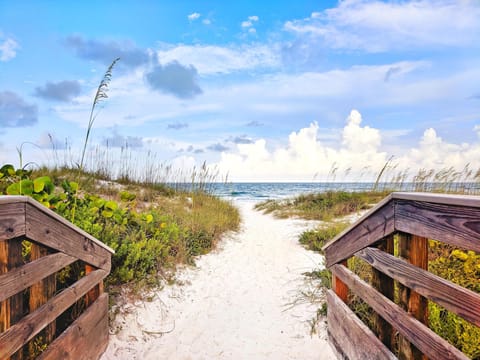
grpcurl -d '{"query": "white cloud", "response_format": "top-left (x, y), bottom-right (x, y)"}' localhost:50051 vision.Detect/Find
top-left (284, 0), bottom-right (480, 52)
top-left (0, 37), bottom-right (19, 61)
top-left (475, 125), bottom-right (480, 137)
top-left (202, 19), bottom-right (211, 25)
top-left (215, 110), bottom-right (388, 181)
top-left (188, 12), bottom-right (201, 21)
top-left (156, 44), bottom-right (280, 74)
top-left (241, 15), bottom-right (259, 35)
top-left (214, 110), bottom-right (480, 181)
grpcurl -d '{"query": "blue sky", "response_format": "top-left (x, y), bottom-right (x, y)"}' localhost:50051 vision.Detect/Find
top-left (1, 0), bottom-right (479, 181)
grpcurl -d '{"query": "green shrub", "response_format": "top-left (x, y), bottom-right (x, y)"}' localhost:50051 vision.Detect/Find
top-left (299, 222), bottom-right (349, 253)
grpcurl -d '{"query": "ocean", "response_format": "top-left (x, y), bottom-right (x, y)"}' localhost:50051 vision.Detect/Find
top-left (207, 182), bottom-right (379, 201)
top-left (194, 182), bottom-right (480, 202)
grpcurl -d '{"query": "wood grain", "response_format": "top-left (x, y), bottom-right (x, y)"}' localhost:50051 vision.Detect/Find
top-left (25, 203), bottom-right (111, 270)
top-left (327, 290), bottom-right (397, 360)
top-left (0, 238), bottom-right (24, 360)
top-left (356, 246), bottom-right (480, 327)
top-left (0, 252), bottom-right (76, 303)
top-left (371, 235), bottom-right (394, 350)
top-left (331, 264), bottom-right (469, 360)
top-left (37, 293), bottom-right (109, 360)
top-left (395, 200), bottom-right (480, 253)
top-left (28, 244), bottom-right (57, 354)
top-left (332, 260), bottom-right (349, 303)
top-left (325, 201), bottom-right (395, 267)
top-left (0, 269), bottom-right (107, 359)
top-left (0, 202), bottom-right (25, 241)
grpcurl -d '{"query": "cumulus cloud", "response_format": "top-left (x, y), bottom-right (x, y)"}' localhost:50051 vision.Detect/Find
top-left (215, 110), bottom-right (480, 181)
top-left (0, 37), bottom-right (19, 61)
top-left (167, 122), bottom-right (189, 130)
top-left (103, 129), bottom-right (143, 148)
top-left (0, 91), bottom-right (38, 128)
top-left (145, 61), bottom-right (202, 99)
top-left (34, 80), bottom-right (81, 102)
top-left (65, 35), bottom-right (150, 67)
top-left (188, 12), bottom-right (201, 21)
top-left (284, 1), bottom-right (480, 52)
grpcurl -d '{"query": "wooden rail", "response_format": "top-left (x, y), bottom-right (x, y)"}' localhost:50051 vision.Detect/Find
top-left (0, 196), bottom-right (113, 360)
top-left (323, 192), bottom-right (480, 360)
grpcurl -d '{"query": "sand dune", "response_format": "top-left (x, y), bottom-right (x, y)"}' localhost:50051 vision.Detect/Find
top-left (101, 201), bottom-right (335, 360)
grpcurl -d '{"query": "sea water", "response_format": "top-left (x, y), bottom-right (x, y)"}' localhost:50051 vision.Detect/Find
top-left (209, 182), bottom-right (377, 201)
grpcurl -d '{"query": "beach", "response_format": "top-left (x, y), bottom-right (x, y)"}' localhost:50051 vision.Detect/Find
top-left (101, 201), bottom-right (335, 360)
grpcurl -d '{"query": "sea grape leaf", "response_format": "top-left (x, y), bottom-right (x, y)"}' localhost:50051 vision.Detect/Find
top-left (33, 176), bottom-right (53, 193)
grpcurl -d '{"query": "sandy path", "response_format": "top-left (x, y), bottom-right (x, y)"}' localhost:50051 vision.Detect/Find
top-left (102, 201), bottom-right (335, 359)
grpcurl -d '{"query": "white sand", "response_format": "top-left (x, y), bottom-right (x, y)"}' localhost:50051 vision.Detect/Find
top-left (101, 201), bottom-right (335, 360)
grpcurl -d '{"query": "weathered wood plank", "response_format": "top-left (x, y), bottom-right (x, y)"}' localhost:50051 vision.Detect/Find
top-left (395, 200), bottom-right (480, 253)
top-left (28, 243), bottom-right (57, 354)
top-left (391, 192), bottom-right (480, 209)
top-left (398, 233), bottom-right (428, 360)
top-left (0, 196), bottom-right (113, 253)
top-left (324, 201), bottom-right (395, 267)
top-left (25, 203), bottom-right (111, 271)
top-left (85, 264), bottom-right (100, 306)
top-left (331, 264), bottom-right (469, 360)
top-left (371, 235), bottom-right (394, 350)
top-left (327, 290), bottom-right (397, 360)
top-left (0, 269), bottom-right (108, 359)
top-left (0, 252), bottom-right (76, 303)
top-left (356, 246), bottom-right (480, 327)
top-left (332, 260), bottom-right (349, 303)
top-left (37, 293), bottom-right (109, 360)
top-left (0, 238), bottom-right (25, 360)
top-left (0, 202), bottom-right (25, 241)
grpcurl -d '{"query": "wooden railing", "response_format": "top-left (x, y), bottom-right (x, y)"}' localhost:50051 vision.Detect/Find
top-left (323, 192), bottom-right (480, 360)
top-left (0, 196), bottom-right (114, 360)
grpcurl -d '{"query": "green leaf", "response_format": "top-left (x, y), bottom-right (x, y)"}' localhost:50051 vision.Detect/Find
top-left (101, 209), bottom-right (114, 218)
top-left (105, 200), bottom-right (118, 211)
top-left (0, 164), bottom-right (15, 176)
top-left (69, 181), bottom-right (79, 192)
top-left (33, 176), bottom-right (54, 194)
top-left (19, 179), bottom-right (34, 195)
top-left (6, 182), bottom-right (20, 195)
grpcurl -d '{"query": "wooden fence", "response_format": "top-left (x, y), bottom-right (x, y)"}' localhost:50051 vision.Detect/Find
top-left (0, 196), bottom-right (113, 360)
top-left (323, 192), bottom-right (480, 360)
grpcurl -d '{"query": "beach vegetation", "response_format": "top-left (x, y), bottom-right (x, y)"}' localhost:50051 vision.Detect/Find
top-left (255, 190), bottom-right (389, 220)
top-left (271, 172), bottom-right (480, 358)
top-left (0, 164), bottom-right (240, 290)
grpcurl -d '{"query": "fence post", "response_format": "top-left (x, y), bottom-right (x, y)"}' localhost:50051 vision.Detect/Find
top-left (332, 260), bottom-right (349, 302)
top-left (372, 235), bottom-right (394, 350)
top-left (85, 264), bottom-right (101, 306)
top-left (28, 242), bottom-right (56, 355)
top-left (0, 238), bottom-right (25, 360)
top-left (398, 233), bottom-right (429, 360)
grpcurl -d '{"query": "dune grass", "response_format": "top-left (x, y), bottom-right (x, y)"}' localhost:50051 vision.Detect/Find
top-left (255, 190), bottom-right (389, 220)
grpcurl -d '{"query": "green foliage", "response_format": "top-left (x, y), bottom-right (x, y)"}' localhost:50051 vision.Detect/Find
top-left (428, 242), bottom-right (480, 358)
top-left (256, 190), bottom-right (388, 220)
top-left (299, 222), bottom-right (349, 254)
top-left (0, 165), bottom-right (240, 290)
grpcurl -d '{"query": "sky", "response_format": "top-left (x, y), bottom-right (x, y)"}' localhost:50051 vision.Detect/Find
top-left (0, 0), bottom-right (479, 182)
